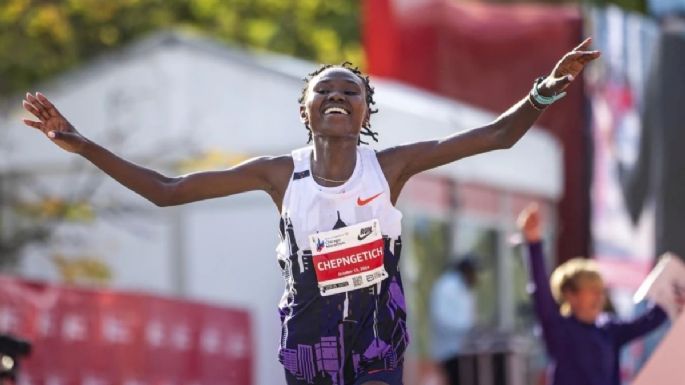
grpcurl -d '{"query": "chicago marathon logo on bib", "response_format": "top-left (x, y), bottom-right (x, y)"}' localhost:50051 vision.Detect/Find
top-left (309, 219), bottom-right (388, 296)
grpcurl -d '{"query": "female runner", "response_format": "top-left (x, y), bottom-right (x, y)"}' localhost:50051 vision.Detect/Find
top-left (22, 39), bottom-right (599, 385)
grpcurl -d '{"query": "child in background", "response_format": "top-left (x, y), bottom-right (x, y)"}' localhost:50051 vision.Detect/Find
top-left (517, 204), bottom-right (667, 385)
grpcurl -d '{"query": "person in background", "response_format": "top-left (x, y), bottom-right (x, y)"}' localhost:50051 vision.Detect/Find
top-left (0, 334), bottom-right (31, 385)
top-left (430, 257), bottom-right (479, 384)
top-left (517, 204), bottom-right (667, 385)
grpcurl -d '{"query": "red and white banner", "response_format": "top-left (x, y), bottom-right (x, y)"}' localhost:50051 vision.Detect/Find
top-left (0, 276), bottom-right (252, 385)
top-left (634, 253), bottom-right (685, 320)
top-left (309, 219), bottom-right (388, 296)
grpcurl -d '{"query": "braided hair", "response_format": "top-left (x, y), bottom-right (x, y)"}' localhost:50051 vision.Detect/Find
top-left (298, 62), bottom-right (379, 145)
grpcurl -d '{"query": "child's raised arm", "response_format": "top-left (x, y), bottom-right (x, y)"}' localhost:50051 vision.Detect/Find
top-left (518, 204), bottom-right (563, 357)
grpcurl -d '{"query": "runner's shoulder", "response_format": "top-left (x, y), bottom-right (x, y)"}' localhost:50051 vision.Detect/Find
top-left (254, 154), bottom-right (294, 191)
top-left (263, 154), bottom-right (294, 171)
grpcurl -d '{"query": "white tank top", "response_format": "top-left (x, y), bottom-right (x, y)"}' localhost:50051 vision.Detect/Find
top-left (278, 145), bottom-right (402, 263)
top-left (275, 146), bottom-right (408, 383)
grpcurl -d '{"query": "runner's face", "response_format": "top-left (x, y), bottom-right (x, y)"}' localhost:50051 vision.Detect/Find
top-left (301, 68), bottom-right (368, 141)
top-left (566, 278), bottom-right (606, 323)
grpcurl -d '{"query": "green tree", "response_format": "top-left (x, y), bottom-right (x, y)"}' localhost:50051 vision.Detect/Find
top-left (0, 0), bottom-right (363, 97)
top-left (0, 0), bottom-right (362, 270)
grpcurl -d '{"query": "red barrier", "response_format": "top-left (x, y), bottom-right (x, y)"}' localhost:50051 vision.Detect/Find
top-left (0, 276), bottom-right (252, 385)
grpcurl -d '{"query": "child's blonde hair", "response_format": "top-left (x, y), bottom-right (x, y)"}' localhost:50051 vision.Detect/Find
top-left (550, 257), bottom-right (603, 316)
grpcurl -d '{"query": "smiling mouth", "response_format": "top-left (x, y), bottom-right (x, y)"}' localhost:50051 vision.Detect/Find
top-left (323, 106), bottom-right (349, 115)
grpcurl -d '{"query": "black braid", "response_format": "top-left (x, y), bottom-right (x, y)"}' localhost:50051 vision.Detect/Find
top-left (298, 62), bottom-right (379, 145)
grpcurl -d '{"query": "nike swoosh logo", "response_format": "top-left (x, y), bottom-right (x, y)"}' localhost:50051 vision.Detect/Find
top-left (357, 192), bottom-right (383, 206)
top-left (358, 232), bottom-right (372, 241)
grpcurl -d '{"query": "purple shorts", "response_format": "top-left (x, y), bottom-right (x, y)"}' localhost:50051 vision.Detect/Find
top-left (284, 366), bottom-right (403, 385)
top-left (352, 366), bottom-right (403, 385)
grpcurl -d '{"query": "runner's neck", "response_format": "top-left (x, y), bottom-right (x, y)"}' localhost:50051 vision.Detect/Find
top-left (311, 136), bottom-right (357, 187)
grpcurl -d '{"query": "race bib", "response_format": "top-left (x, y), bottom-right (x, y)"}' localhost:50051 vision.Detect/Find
top-left (309, 219), bottom-right (388, 296)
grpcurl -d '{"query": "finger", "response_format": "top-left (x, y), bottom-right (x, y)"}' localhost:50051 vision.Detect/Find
top-left (557, 51), bottom-right (584, 66)
top-left (563, 51), bottom-right (587, 61)
top-left (573, 50), bottom-right (600, 56)
top-left (36, 92), bottom-right (62, 118)
top-left (559, 51), bottom-right (599, 69)
top-left (548, 74), bottom-right (574, 91)
top-left (573, 37), bottom-right (592, 52)
top-left (526, 204), bottom-right (539, 223)
top-left (26, 92), bottom-right (42, 108)
top-left (47, 130), bottom-right (79, 142)
top-left (22, 119), bottom-right (44, 130)
top-left (517, 202), bottom-right (538, 226)
top-left (22, 100), bottom-right (44, 120)
top-left (26, 93), bottom-right (50, 121)
top-left (578, 51), bottom-right (601, 64)
top-left (560, 75), bottom-right (574, 88)
top-left (32, 92), bottom-right (55, 119)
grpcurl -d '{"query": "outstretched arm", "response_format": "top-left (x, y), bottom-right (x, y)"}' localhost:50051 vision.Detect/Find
top-left (518, 204), bottom-right (564, 358)
top-left (379, 38), bottom-right (600, 202)
top-left (612, 304), bottom-right (667, 347)
top-left (22, 93), bottom-right (292, 208)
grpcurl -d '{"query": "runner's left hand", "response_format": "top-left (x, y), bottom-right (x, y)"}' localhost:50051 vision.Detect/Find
top-left (538, 37), bottom-right (601, 97)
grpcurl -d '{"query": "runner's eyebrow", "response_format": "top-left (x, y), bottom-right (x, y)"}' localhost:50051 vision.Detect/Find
top-left (315, 79), bottom-right (362, 88)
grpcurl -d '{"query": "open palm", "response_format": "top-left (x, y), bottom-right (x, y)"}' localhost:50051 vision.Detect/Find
top-left (517, 203), bottom-right (542, 243)
top-left (542, 38), bottom-right (601, 96)
top-left (22, 92), bottom-right (86, 153)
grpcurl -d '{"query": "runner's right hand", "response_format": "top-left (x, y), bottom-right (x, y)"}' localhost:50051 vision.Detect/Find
top-left (22, 92), bottom-right (88, 154)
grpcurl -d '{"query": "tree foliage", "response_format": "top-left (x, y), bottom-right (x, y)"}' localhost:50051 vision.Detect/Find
top-left (0, 0), bottom-right (362, 96)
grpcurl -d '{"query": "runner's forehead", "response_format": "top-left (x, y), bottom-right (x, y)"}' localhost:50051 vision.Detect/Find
top-left (311, 68), bottom-right (363, 88)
